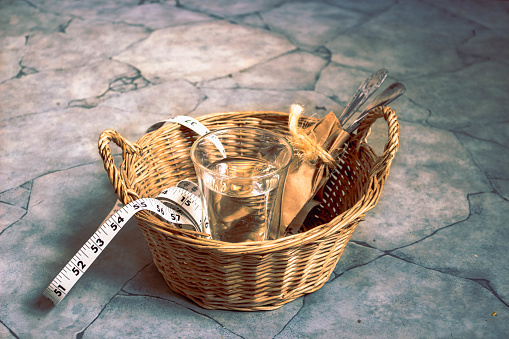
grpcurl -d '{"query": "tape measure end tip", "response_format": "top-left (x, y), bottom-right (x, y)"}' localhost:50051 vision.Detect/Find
top-left (37, 294), bottom-right (58, 310)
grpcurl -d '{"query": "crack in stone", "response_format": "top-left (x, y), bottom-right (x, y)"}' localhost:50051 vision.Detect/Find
top-left (424, 0), bottom-right (504, 33)
top-left (197, 74), bottom-right (237, 88)
top-left (455, 130), bottom-right (509, 152)
top-left (455, 29), bottom-right (491, 67)
top-left (35, 160), bottom-right (102, 181)
top-left (469, 278), bottom-right (507, 306)
top-left (312, 55), bottom-right (331, 92)
top-left (21, 0), bottom-right (37, 9)
top-left (452, 131), bottom-right (508, 199)
top-left (116, 292), bottom-right (246, 338)
top-left (188, 91), bottom-right (208, 115)
top-left (68, 66), bottom-right (152, 108)
top-left (343, 192), bottom-right (509, 308)
top-left (0, 180), bottom-right (32, 236)
top-left (0, 210), bottom-right (28, 237)
top-left (349, 239), bottom-right (377, 249)
top-left (385, 192), bottom-right (483, 252)
top-left (138, 0), bottom-right (163, 5)
top-left (385, 252), bottom-right (509, 308)
top-left (75, 258), bottom-right (242, 338)
top-left (108, 72), bottom-right (151, 93)
top-left (329, 253), bottom-right (386, 282)
top-left (0, 319), bottom-right (19, 339)
top-left (105, 262), bottom-right (249, 338)
top-left (15, 58), bottom-right (39, 79)
top-left (58, 18), bottom-right (74, 33)
top-left (21, 0), bottom-right (79, 22)
top-left (175, 1), bottom-right (225, 20)
top-left (75, 292), bottom-right (119, 339)
top-left (322, 1), bottom-right (396, 45)
top-left (273, 294), bottom-right (306, 339)
top-left (333, 243), bottom-right (509, 309)
top-left (275, 241), bottom-right (508, 337)
top-left (2, 160), bottom-right (102, 198)
top-left (74, 261), bottom-right (153, 338)
top-left (235, 12), bottom-right (272, 31)
top-left (216, 47), bottom-right (300, 83)
top-left (2, 111), bottom-right (43, 123)
top-left (313, 46), bottom-right (332, 61)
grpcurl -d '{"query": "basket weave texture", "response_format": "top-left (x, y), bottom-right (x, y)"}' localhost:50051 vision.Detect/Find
top-left (98, 107), bottom-right (399, 311)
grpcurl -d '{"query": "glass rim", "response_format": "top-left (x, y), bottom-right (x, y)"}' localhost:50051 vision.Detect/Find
top-left (190, 127), bottom-right (294, 181)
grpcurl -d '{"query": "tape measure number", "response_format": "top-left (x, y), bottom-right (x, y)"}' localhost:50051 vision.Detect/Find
top-left (157, 186), bottom-right (202, 231)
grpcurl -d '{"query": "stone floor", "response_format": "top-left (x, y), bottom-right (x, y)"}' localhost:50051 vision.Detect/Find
top-left (1, 0), bottom-right (508, 337)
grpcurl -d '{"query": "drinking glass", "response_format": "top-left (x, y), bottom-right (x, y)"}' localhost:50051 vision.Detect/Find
top-left (191, 127), bottom-right (293, 242)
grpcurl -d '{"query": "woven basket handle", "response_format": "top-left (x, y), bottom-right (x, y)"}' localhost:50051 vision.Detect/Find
top-left (98, 129), bottom-right (141, 204)
top-left (353, 106), bottom-right (399, 180)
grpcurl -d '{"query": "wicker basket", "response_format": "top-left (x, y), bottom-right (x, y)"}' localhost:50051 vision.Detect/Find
top-left (98, 106), bottom-right (399, 311)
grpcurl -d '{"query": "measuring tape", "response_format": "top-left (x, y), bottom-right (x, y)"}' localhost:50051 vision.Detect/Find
top-left (43, 116), bottom-right (218, 306)
top-left (165, 116), bottom-right (226, 158)
top-left (158, 183), bottom-right (209, 233)
top-left (43, 181), bottom-right (209, 305)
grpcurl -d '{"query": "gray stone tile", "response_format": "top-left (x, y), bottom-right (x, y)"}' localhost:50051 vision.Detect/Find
top-left (113, 21), bottom-right (295, 83)
top-left (0, 60), bottom-right (139, 117)
top-left (0, 322), bottom-right (15, 339)
top-left (388, 96), bottom-right (430, 125)
top-left (455, 127), bottom-right (509, 180)
top-left (458, 117), bottom-right (509, 148)
top-left (232, 12), bottom-right (269, 30)
top-left (459, 28), bottom-right (509, 66)
top-left (326, 0), bottom-right (480, 78)
top-left (332, 242), bottom-right (383, 276)
top-left (278, 255), bottom-right (509, 338)
top-left (316, 63), bottom-right (398, 105)
top-left (0, 105), bottom-right (155, 193)
top-left (97, 80), bottom-right (204, 116)
top-left (0, 202), bottom-right (26, 233)
top-left (316, 63), bottom-right (373, 104)
top-left (230, 50), bottom-right (328, 91)
top-left (180, 0), bottom-right (285, 17)
top-left (81, 295), bottom-right (241, 338)
top-left (424, 0), bottom-right (509, 31)
top-left (0, 182), bottom-right (31, 209)
top-left (352, 121), bottom-right (491, 250)
top-left (97, 3), bottom-right (213, 30)
top-left (394, 192), bottom-right (509, 303)
top-left (122, 263), bottom-right (303, 339)
top-left (0, 162), bottom-right (153, 338)
top-left (492, 179), bottom-right (509, 201)
top-left (0, 35), bottom-right (26, 83)
top-left (22, 18), bottom-right (149, 71)
top-left (405, 62), bottom-right (509, 130)
top-left (0, 0), bottom-right (70, 37)
top-left (0, 184), bottom-right (30, 232)
top-left (30, 0), bottom-right (142, 18)
top-left (323, 0), bottom-right (397, 15)
top-left (197, 75), bottom-right (239, 89)
top-left (193, 88), bottom-right (343, 118)
top-left (316, 66), bottom-right (428, 125)
top-left (261, 1), bottom-right (363, 50)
